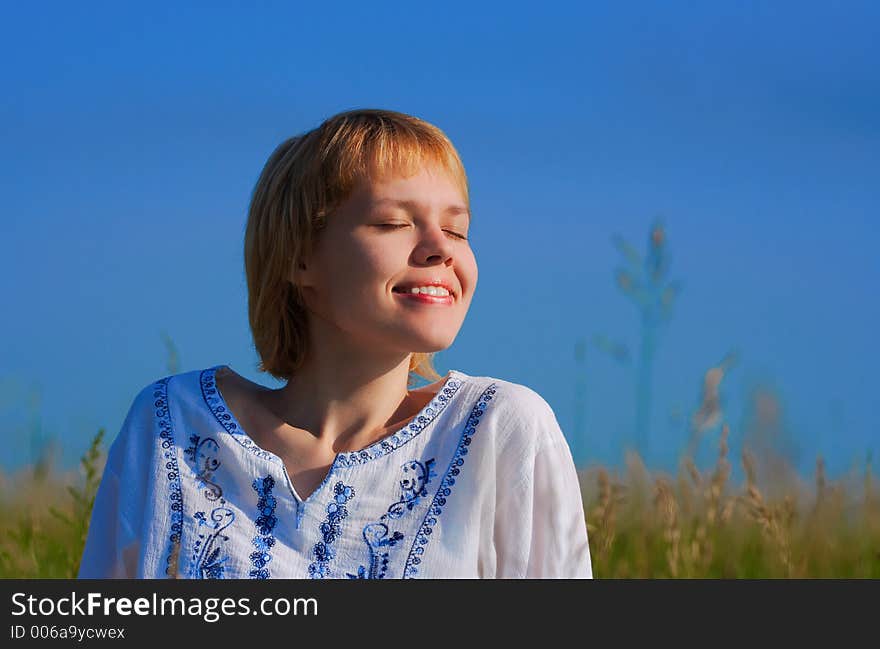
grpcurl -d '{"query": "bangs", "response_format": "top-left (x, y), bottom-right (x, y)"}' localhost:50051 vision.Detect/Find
top-left (318, 110), bottom-right (469, 208)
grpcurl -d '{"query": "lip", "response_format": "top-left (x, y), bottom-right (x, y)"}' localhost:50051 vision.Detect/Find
top-left (393, 279), bottom-right (456, 296)
top-left (393, 291), bottom-right (454, 306)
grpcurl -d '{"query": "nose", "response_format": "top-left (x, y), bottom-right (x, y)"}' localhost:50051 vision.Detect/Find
top-left (413, 224), bottom-right (455, 266)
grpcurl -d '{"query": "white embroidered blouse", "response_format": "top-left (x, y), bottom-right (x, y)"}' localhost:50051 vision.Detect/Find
top-left (78, 365), bottom-right (592, 579)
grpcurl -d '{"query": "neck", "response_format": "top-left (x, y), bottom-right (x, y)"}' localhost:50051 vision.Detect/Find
top-left (265, 352), bottom-right (421, 454)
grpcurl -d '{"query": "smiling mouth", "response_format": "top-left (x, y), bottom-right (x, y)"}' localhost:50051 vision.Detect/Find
top-left (392, 289), bottom-right (455, 305)
top-left (392, 287), bottom-right (455, 298)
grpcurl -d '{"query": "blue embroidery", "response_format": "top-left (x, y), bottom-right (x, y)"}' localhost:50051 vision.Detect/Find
top-left (184, 434), bottom-right (223, 501)
top-left (309, 482), bottom-right (355, 579)
top-left (335, 377), bottom-right (464, 468)
top-left (347, 524), bottom-right (404, 580)
top-left (154, 377), bottom-right (184, 578)
top-left (189, 507), bottom-right (235, 579)
top-left (348, 458), bottom-right (437, 579)
top-left (403, 384), bottom-right (497, 578)
top-left (388, 458), bottom-right (437, 519)
top-left (200, 368), bottom-right (275, 462)
top-left (250, 475), bottom-right (278, 579)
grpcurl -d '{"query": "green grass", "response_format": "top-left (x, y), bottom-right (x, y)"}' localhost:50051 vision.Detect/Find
top-left (580, 427), bottom-right (880, 578)
top-left (1, 426), bottom-right (877, 578)
top-left (0, 429), bottom-right (104, 578)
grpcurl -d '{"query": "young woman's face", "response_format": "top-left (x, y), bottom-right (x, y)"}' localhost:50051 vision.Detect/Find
top-left (294, 164), bottom-right (477, 355)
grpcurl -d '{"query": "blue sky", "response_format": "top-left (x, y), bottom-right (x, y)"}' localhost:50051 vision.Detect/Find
top-left (1, 1), bottom-right (877, 481)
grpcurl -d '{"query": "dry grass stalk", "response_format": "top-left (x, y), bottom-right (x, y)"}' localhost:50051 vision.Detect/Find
top-left (706, 424), bottom-right (731, 525)
top-left (675, 456), bottom-right (698, 524)
top-left (676, 471), bottom-right (694, 521)
top-left (865, 455), bottom-right (878, 525)
top-left (684, 456), bottom-right (702, 489)
top-left (587, 468), bottom-right (625, 564)
top-left (653, 476), bottom-right (681, 577)
top-left (687, 424), bottom-right (733, 572)
top-left (740, 449), bottom-right (794, 576)
top-left (815, 456), bottom-right (827, 508)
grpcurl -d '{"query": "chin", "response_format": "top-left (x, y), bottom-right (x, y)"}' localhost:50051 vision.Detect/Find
top-left (406, 335), bottom-right (456, 353)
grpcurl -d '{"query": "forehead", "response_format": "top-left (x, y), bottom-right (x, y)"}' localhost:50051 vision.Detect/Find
top-left (357, 167), bottom-right (469, 216)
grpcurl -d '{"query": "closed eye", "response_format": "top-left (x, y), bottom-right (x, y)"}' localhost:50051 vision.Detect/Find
top-left (375, 224), bottom-right (468, 241)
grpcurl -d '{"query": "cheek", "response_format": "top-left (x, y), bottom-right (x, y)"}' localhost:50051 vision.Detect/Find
top-left (325, 243), bottom-right (396, 302)
top-left (459, 250), bottom-right (478, 291)
top-left (331, 236), bottom-right (379, 274)
top-left (360, 242), bottom-right (405, 279)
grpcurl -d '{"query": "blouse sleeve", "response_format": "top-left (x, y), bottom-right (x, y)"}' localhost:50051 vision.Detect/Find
top-left (493, 389), bottom-right (593, 579)
top-left (78, 384), bottom-right (154, 579)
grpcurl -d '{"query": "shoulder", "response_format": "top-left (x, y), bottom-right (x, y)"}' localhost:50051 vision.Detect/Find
top-left (116, 365), bottom-right (223, 440)
top-left (139, 364), bottom-right (227, 406)
top-left (459, 371), bottom-right (557, 421)
top-left (456, 371), bottom-right (565, 456)
top-left (124, 367), bottom-right (197, 413)
top-left (455, 373), bottom-right (575, 495)
top-left (106, 365), bottom-right (223, 472)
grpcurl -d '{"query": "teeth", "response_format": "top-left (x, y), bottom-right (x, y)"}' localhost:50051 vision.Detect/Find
top-left (405, 286), bottom-right (451, 296)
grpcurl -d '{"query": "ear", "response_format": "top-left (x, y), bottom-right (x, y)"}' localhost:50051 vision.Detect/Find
top-left (289, 259), bottom-right (311, 287)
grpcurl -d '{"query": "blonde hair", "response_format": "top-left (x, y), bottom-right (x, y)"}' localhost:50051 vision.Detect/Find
top-left (244, 108), bottom-right (469, 387)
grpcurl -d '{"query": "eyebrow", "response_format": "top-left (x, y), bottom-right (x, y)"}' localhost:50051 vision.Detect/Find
top-left (372, 198), bottom-right (470, 219)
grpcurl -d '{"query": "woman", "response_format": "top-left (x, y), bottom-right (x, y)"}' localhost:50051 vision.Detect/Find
top-left (78, 108), bottom-right (592, 579)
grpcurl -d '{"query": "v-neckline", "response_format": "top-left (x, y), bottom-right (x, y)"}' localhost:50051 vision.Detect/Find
top-left (200, 364), bottom-right (466, 505)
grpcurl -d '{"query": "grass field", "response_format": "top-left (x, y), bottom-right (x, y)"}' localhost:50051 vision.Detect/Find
top-left (1, 424), bottom-right (877, 578)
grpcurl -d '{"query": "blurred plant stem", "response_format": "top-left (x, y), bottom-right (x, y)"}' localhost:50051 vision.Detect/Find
top-left (612, 219), bottom-right (682, 459)
top-left (573, 337), bottom-right (587, 462)
top-left (160, 330), bottom-right (180, 374)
